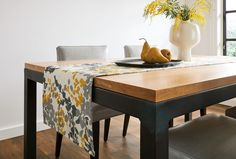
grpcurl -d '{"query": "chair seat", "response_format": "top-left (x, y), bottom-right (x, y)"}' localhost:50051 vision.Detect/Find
top-left (225, 106), bottom-right (236, 119)
top-left (169, 114), bottom-right (236, 159)
top-left (91, 103), bottom-right (122, 122)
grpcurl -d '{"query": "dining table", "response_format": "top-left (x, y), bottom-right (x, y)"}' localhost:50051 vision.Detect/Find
top-left (24, 56), bottom-right (236, 159)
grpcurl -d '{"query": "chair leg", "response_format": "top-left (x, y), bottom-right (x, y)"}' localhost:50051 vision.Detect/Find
top-left (90, 121), bottom-right (100, 159)
top-left (104, 118), bottom-right (110, 142)
top-left (200, 108), bottom-right (207, 116)
top-left (55, 132), bottom-right (63, 158)
top-left (184, 113), bottom-right (192, 122)
top-left (169, 119), bottom-right (174, 128)
top-left (122, 115), bottom-right (130, 137)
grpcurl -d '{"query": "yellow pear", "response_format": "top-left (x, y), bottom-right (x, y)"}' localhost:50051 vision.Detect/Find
top-left (144, 47), bottom-right (169, 64)
top-left (139, 38), bottom-right (150, 61)
top-left (161, 49), bottom-right (172, 61)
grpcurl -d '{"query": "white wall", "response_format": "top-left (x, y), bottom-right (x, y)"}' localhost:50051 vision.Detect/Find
top-left (0, 0), bottom-right (222, 140)
top-left (191, 0), bottom-right (221, 56)
top-left (0, 0), bottom-right (173, 140)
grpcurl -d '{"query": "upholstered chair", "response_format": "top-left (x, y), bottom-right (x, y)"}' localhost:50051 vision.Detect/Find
top-left (169, 114), bottom-right (236, 159)
top-left (225, 106), bottom-right (236, 118)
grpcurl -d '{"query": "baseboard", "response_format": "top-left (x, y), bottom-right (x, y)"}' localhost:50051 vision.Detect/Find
top-left (0, 120), bottom-right (50, 141)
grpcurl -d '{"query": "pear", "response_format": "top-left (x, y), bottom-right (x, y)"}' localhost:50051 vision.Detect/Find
top-left (161, 49), bottom-right (172, 61)
top-left (139, 38), bottom-right (150, 61)
top-left (144, 47), bottom-right (169, 64)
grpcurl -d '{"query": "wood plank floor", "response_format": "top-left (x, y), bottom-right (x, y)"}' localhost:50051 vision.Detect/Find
top-left (0, 105), bottom-right (229, 159)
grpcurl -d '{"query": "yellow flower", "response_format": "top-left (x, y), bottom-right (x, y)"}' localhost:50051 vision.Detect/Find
top-left (43, 93), bottom-right (51, 103)
top-left (190, 0), bottom-right (211, 26)
top-left (56, 108), bottom-right (66, 134)
top-left (74, 78), bottom-right (79, 88)
top-left (79, 79), bottom-right (87, 87)
top-left (47, 78), bottom-right (51, 85)
top-left (144, 0), bottom-right (211, 30)
top-left (174, 14), bottom-right (182, 31)
top-left (189, 11), bottom-right (206, 26)
top-left (74, 93), bottom-right (84, 107)
top-left (191, 0), bottom-right (211, 12)
top-left (79, 93), bottom-right (84, 104)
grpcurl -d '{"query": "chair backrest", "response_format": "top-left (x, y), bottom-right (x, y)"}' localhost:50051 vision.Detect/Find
top-left (124, 45), bottom-right (159, 58)
top-left (56, 46), bottom-right (108, 61)
top-left (124, 45), bottom-right (143, 58)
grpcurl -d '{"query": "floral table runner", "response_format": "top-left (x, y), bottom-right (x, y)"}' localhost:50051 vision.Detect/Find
top-left (43, 56), bottom-right (236, 156)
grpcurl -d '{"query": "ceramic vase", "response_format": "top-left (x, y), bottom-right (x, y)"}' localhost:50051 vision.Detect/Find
top-left (169, 21), bottom-right (200, 61)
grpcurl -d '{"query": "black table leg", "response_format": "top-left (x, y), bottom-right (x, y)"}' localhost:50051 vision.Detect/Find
top-left (184, 113), bottom-right (192, 122)
top-left (24, 72), bottom-right (37, 159)
top-left (140, 112), bottom-right (169, 159)
top-left (200, 108), bottom-right (207, 116)
top-left (169, 119), bottom-right (174, 128)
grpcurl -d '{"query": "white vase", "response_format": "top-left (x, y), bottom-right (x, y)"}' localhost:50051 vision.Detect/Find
top-left (169, 21), bottom-right (200, 61)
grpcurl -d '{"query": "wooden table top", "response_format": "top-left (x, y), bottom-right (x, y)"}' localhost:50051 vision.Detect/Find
top-left (25, 57), bottom-right (236, 102)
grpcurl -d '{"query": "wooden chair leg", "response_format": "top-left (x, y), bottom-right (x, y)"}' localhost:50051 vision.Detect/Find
top-left (122, 115), bottom-right (130, 137)
top-left (169, 119), bottom-right (174, 128)
top-left (104, 118), bottom-right (110, 142)
top-left (90, 121), bottom-right (100, 159)
top-left (200, 108), bottom-right (207, 116)
top-left (55, 132), bottom-right (63, 158)
top-left (184, 113), bottom-right (192, 122)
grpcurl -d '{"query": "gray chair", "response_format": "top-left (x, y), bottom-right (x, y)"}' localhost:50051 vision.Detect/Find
top-left (226, 106), bottom-right (236, 119)
top-left (57, 46), bottom-right (108, 61)
top-left (55, 46), bottom-right (128, 159)
top-left (124, 45), bottom-right (206, 126)
top-left (169, 114), bottom-right (236, 159)
top-left (124, 45), bottom-right (143, 57)
top-left (124, 45), bottom-right (159, 57)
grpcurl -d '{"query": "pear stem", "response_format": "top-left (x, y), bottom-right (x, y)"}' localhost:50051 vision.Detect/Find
top-left (139, 38), bottom-right (147, 42)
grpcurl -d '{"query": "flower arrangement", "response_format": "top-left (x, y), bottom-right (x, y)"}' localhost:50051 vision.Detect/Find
top-left (143, 0), bottom-right (211, 30)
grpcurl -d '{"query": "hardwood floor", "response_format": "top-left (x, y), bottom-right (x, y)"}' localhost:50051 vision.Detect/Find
top-left (0, 105), bottom-right (229, 159)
